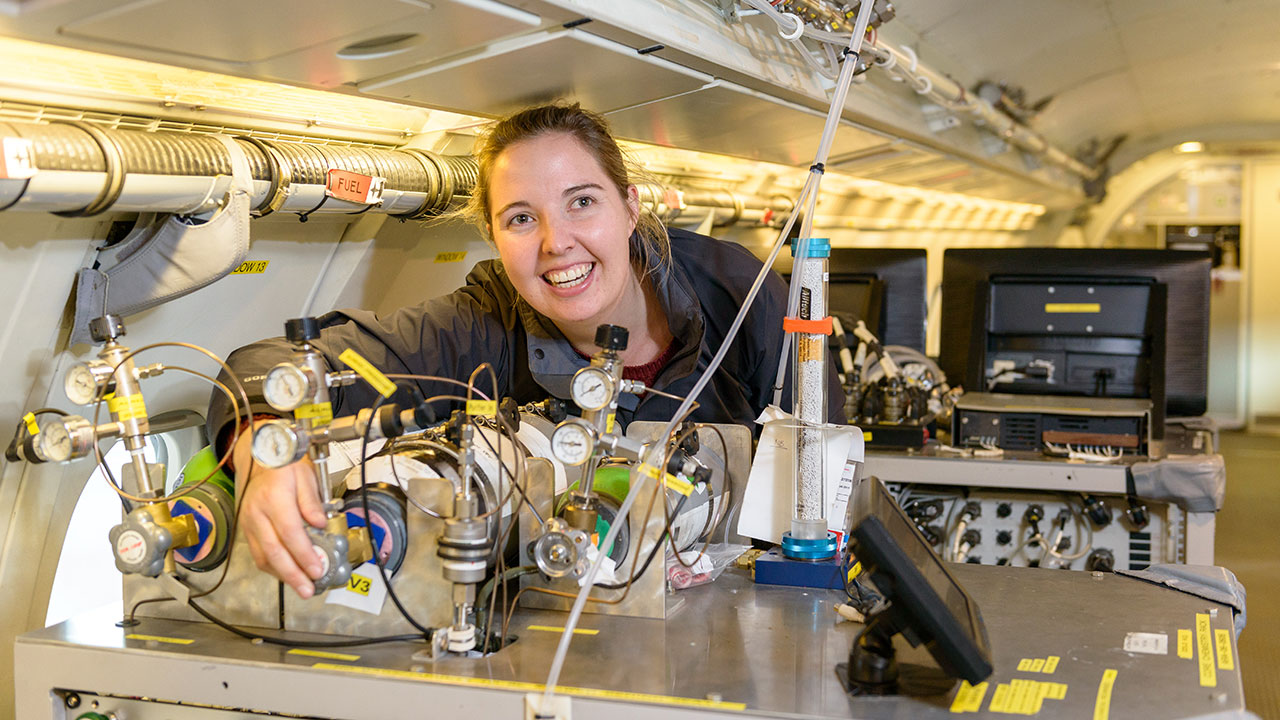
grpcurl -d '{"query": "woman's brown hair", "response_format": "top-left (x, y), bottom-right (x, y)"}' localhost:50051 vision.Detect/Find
top-left (464, 103), bottom-right (670, 276)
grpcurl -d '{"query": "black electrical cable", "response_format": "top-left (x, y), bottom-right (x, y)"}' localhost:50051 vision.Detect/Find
top-left (361, 386), bottom-right (436, 640)
top-left (187, 598), bottom-right (421, 648)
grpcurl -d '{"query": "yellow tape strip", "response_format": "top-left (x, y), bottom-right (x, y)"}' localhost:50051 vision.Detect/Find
top-left (1196, 613), bottom-right (1217, 687)
top-left (525, 625), bottom-right (600, 636)
top-left (637, 463), bottom-right (692, 496)
top-left (434, 251), bottom-right (467, 263)
top-left (287, 648), bottom-right (360, 662)
top-left (988, 683), bottom-right (1010, 712)
top-left (1178, 629), bottom-right (1194, 659)
top-left (22, 412), bottom-right (38, 435)
top-left (108, 393), bottom-right (147, 421)
top-left (1093, 669), bottom-right (1117, 720)
top-left (1045, 302), bottom-right (1101, 313)
top-left (1044, 655), bottom-right (1060, 674)
top-left (1017, 658), bottom-right (1034, 672)
top-left (125, 633), bottom-right (193, 645)
top-left (949, 680), bottom-right (988, 713)
top-left (294, 402), bottom-right (333, 425)
top-left (1029, 658), bottom-right (1046, 673)
top-left (466, 399), bottom-right (497, 418)
top-left (606, 413), bottom-right (616, 435)
top-left (1215, 628), bottom-right (1235, 671)
top-left (338, 348), bottom-right (396, 399)
top-left (846, 561), bottom-right (862, 583)
top-left (310, 663), bottom-right (747, 711)
top-left (863, 431), bottom-right (872, 441)
top-left (1048, 682), bottom-right (1068, 700)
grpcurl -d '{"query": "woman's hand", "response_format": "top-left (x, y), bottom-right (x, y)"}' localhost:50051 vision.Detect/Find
top-left (232, 424), bottom-right (329, 598)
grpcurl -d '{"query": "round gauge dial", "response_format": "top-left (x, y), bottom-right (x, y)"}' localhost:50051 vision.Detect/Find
top-left (550, 422), bottom-right (594, 466)
top-left (64, 363), bottom-right (103, 406)
top-left (251, 421), bottom-right (305, 468)
top-left (263, 363), bottom-right (312, 412)
top-left (570, 367), bottom-right (613, 411)
top-left (36, 417), bottom-right (73, 463)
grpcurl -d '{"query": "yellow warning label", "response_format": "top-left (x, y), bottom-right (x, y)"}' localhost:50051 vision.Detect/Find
top-left (309, 663), bottom-right (747, 711)
top-left (1197, 613), bottom-right (1217, 687)
top-left (949, 680), bottom-right (988, 713)
top-left (987, 680), bottom-right (1067, 715)
top-left (1017, 658), bottom-right (1034, 672)
top-left (1178, 629), bottom-right (1194, 658)
top-left (338, 348), bottom-right (396, 398)
top-left (125, 633), bottom-right (193, 645)
top-left (1093, 668), bottom-right (1117, 720)
top-left (294, 401), bottom-right (333, 426)
top-left (347, 573), bottom-right (372, 596)
top-left (23, 412), bottom-right (38, 435)
top-left (287, 648), bottom-right (360, 662)
top-left (434, 251), bottom-right (467, 263)
top-left (1045, 302), bottom-right (1101, 313)
top-left (231, 260), bottom-right (270, 274)
top-left (1044, 655), bottom-right (1060, 674)
top-left (1010, 679), bottom-right (1031, 714)
top-left (1215, 628), bottom-right (1235, 671)
top-left (1029, 658), bottom-right (1046, 673)
top-left (606, 413), bottom-right (616, 434)
top-left (108, 393), bottom-right (147, 421)
top-left (466, 399), bottom-right (497, 417)
top-left (1048, 682), bottom-right (1068, 700)
top-left (863, 431), bottom-right (873, 441)
top-left (525, 625), bottom-right (599, 636)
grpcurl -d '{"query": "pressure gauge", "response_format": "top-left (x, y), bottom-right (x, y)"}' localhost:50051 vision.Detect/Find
top-left (251, 420), bottom-right (308, 468)
top-left (263, 363), bottom-right (313, 412)
top-left (64, 362), bottom-right (112, 406)
top-left (36, 416), bottom-right (93, 463)
top-left (570, 366), bottom-right (613, 411)
top-left (550, 421), bottom-right (595, 466)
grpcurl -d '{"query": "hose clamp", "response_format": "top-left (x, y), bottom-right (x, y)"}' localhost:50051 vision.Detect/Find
top-left (51, 120), bottom-right (126, 217)
top-left (237, 136), bottom-right (292, 217)
top-left (396, 148), bottom-right (448, 220)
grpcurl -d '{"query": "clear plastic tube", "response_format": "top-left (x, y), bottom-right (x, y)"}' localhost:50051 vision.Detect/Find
top-left (539, 1), bottom-right (877, 706)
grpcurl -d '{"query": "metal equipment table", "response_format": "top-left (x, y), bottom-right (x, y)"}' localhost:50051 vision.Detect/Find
top-left (15, 564), bottom-right (1246, 719)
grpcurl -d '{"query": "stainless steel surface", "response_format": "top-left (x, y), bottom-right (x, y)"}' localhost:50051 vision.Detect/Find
top-left (955, 392), bottom-right (1157, 418)
top-left (863, 450), bottom-right (1132, 494)
top-left (17, 564), bottom-right (1246, 719)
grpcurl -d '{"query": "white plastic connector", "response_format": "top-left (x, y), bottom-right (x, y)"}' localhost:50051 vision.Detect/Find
top-left (447, 624), bottom-right (476, 653)
top-left (525, 692), bottom-right (571, 720)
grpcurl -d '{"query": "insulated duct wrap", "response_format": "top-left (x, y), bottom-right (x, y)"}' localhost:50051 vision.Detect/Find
top-left (0, 120), bottom-right (476, 217)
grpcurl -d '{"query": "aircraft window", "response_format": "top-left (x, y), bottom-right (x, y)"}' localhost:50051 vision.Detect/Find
top-left (44, 436), bottom-right (166, 627)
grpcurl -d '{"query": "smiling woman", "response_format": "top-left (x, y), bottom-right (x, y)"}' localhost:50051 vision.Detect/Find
top-left (206, 102), bottom-right (844, 597)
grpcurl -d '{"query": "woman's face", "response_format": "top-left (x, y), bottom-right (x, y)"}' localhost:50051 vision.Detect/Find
top-left (488, 132), bottom-right (641, 333)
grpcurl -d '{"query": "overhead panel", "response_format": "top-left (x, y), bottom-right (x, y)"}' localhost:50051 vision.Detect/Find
top-left (60, 0), bottom-right (432, 65)
top-left (603, 80), bottom-right (891, 167)
top-left (358, 28), bottom-right (712, 116)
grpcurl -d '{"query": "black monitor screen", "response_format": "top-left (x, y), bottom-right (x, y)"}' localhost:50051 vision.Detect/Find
top-left (848, 477), bottom-right (993, 683)
top-left (939, 249), bottom-right (1211, 416)
top-left (773, 248), bottom-right (927, 352)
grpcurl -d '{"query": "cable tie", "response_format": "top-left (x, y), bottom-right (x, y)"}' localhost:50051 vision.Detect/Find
top-left (296, 195), bottom-right (327, 223)
top-left (809, 162), bottom-right (826, 174)
top-left (841, 48), bottom-right (860, 61)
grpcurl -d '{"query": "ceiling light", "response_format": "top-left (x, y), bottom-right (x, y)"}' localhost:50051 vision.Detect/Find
top-left (1176, 142), bottom-right (1204, 153)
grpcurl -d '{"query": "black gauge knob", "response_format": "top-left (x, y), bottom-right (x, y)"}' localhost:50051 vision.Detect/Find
top-left (89, 315), bottom-right (125, 343)
top-left (285, 317), bottom-right (321, 343)
top-left (594, 324), bottom-right (629, 352)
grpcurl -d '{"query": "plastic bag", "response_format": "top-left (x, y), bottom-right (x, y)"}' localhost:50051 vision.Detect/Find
top-left (667, 543), bottom-right (751, 590)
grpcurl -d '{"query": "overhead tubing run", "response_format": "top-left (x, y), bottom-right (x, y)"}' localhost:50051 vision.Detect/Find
top-left (0, 120), bottom-right (804, 227)
top-left (0, 120), bottom-right (476, 219)
top-left (740, 0), bottom-right (1102, 183)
